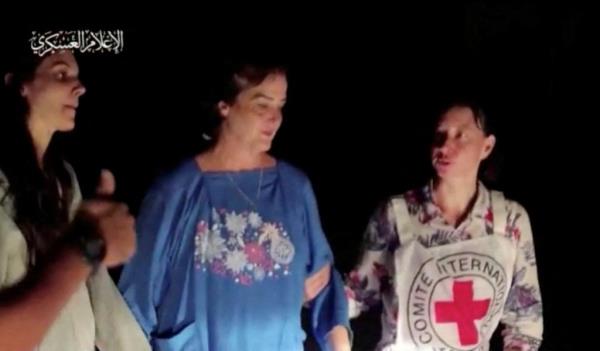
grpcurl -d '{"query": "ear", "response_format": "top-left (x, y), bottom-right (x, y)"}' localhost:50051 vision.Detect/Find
top-left (481, 134), bottom-right (496, 160)
top-left (3, 73), bottom-right (13, 87)
top-left (4, 73), bottom-right (29, 97)
top-left (217, 101), bottom-right (230, 119)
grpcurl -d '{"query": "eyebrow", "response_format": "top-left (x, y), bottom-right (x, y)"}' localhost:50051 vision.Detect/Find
top-left (51, 61), bottom-right (71, 69)
top-left (251, 93), bottom-right (286, 101)
top-left (50, 60), bottom-right (79, 76)
top-left (437, 122), bottom-right (475, 131)
top-left (251, 93), bottom-right (274, 101)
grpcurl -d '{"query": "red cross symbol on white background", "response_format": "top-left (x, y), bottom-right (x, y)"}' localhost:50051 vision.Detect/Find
top-left (434, 280), bottom-right (491, 346)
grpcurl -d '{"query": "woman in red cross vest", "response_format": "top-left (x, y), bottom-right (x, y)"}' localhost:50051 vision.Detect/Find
top-left (345, 100), bottom-right (543, 351)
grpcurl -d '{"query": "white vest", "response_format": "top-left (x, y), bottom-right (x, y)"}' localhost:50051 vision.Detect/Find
top-left (383, 191), bottom-right (515, 351)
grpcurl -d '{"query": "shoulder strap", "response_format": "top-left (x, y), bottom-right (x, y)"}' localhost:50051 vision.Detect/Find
top-left (490, 190), bottom-right (508, 236)
top-left (390, 196), bottom-right (416, 245)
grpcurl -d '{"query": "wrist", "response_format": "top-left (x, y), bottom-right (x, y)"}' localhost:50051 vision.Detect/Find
top-left (64, 213), bottom-right (106, 273)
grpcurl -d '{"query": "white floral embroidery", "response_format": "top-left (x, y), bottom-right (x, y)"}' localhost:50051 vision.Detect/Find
top-left (226, 250), bottom-right (248, 274)
top-left (195, 209), bottom-right (295, 286)
top-left (206, 234), bottom-right (226, 261)
top-left (248, 212), bottom-right (263, 228)
top-left (270, 237), bottom-right (295, 265)
top-left (254, 267), bottom-right (265, 281)
top-left (227, 237), bottom-right (239, 248)
top-left (195, 233), bottom-right (208, 264)
top-left (211, 208), bottom-right (220, 222)
top-left (259, 223), bottom-right (280, 244)
top-left (226, 212), bottom-right (247, 236)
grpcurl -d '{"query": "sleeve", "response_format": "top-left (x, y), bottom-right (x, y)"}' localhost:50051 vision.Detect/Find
top-left (344, 201), bottom-right (396, 319)
top-left (117, 188), bottom-right (180, 341)
top-left (300, 178), bottom-right (351, 351)
top-left (0, 172), bottom-right (29, 291)
top-left (88, 267), bottom-right (151, 351)
top-left (0, 205), bottom-right (28, 290)
top-left (501, 204), bottom-right (543, 351)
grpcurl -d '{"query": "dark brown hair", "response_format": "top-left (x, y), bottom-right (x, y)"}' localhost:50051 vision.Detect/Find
top-left (433, 98), bottom-right (502, 185)
top-left (0, 43), bottom-right (74, 268)
top-left (202, 61), bottom-right (287, 143)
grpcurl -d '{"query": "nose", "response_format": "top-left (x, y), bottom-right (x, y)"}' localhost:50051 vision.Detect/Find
top-left (269, 108), bottom-right (282, 124)
top-left (433, 136), bottom-right (456, 157)
top-left (440, 139), bottom-right (450, 152)
top-left (73, 79), bottom-right (86, 98)
top-left (440, 137), bottom-right (461, 157)
top-left (433, 133), bottom-right (448, 150)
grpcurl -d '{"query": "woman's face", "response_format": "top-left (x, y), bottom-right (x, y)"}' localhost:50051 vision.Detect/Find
top-left (20, 50), bottom-right (86, 133)
top-left (218, 73), bottom-right (287, 153)
top-left (431, 106), bottom-right (495, 182)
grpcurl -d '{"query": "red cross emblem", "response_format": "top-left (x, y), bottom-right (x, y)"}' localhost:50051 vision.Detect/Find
top-left (434, 280), bottom-right (491, 346)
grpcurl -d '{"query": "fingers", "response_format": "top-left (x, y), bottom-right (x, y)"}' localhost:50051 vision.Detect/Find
top-left (96, 169), bottom-right (116, 197)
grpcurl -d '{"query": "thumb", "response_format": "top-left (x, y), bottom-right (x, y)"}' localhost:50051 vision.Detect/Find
top-left (96, 169), bottom-right (116, 196)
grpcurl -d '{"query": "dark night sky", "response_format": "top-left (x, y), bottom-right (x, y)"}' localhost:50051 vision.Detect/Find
top-left (1, 4), bottom-right (595, 350)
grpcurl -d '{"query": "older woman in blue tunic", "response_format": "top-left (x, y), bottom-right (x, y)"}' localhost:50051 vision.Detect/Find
top-left (118, 62), bottom-right (351, 351)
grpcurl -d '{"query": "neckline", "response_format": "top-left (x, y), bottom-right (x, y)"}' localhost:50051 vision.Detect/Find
top-left (192, 157), bottom-right (279, 176)
top-left (424, 180), bottom-right (489, 228)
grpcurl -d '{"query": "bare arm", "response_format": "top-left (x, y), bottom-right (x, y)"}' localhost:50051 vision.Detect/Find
top-left (0, 170), bottom-right (135, 351)
top-left (0, 245), bottom-right (92, 351)
top-left (327, 325), bottom-right (351, 351)
top-left (304, 263), bottom-right (331, 303)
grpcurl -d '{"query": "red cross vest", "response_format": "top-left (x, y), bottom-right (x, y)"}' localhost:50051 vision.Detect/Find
top-left (387, 191), bottom-right (515, 351)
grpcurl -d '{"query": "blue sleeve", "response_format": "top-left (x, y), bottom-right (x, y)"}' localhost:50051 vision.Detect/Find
top-left (302, 179), bottom-right (351, 350)
top-left (118, 187), bottom-right (179, 340)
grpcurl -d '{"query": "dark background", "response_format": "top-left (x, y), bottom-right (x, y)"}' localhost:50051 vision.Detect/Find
top-left (1, 3), bottom-right (595, 350)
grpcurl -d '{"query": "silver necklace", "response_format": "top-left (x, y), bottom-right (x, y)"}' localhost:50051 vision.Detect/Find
top-left (226, 168), bottom-right (263, 209)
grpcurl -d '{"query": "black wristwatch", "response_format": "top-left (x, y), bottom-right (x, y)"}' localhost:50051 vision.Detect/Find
top-left (66, 213), bottom-right (107, 273)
